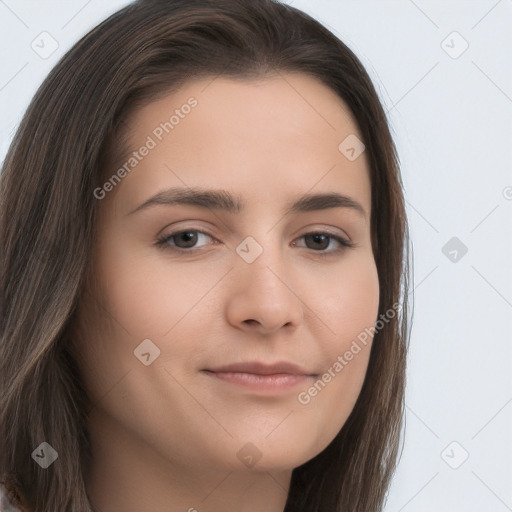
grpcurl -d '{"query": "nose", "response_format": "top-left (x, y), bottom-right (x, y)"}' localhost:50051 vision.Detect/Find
top-left (224, 247), bottom-right (304, 335)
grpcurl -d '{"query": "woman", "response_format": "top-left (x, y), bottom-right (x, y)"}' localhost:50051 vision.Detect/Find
top-left (0, 0), bottom-right (411, 510)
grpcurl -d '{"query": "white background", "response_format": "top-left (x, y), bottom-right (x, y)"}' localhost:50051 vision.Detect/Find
top-left (1, 1), bottom-right (511, 511)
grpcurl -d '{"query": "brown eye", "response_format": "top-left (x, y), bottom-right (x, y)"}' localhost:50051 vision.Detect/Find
top-left (156, 230), bottom-right (215, 251)
top-left (294, 232), bottom-right (354, 254)
top-left (170, 231), bottom-right (199, 249)
top-left (304, 233), bottom-right (330, 251)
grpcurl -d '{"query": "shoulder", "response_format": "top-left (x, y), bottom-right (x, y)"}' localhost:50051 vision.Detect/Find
top-left (0, 482), bottom-right (25, 512)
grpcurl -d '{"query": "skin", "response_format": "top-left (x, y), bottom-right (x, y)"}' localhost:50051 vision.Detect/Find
top-left (72, 72), bottom-right (380, 512)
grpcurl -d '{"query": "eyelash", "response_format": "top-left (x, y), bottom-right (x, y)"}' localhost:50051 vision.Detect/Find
top-left (155, 228), bottom-right (356, 255)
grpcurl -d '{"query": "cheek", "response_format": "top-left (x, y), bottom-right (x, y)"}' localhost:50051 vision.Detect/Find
top-left (93, 232), bottom-right (222, 338)
top-left (83, 239), bottom-right (229, 399)
top-left (297, 254), bottom-right (379, 438)
top-left (319, 253), bottom-right (380, 341)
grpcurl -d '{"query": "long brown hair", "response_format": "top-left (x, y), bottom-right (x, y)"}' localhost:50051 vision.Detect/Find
top-left (0, 0), bottom-right (411, 510)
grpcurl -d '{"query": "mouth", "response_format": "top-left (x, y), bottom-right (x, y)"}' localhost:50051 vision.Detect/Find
top-left (201, 370), bottom-right (315, 393)
top-left (204, 360), bottom-right (317, 376)
top-left (201, 361), bottom-right (317, 394)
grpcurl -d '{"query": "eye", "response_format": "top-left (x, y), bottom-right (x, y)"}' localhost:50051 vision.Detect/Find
top-left (293, 232), bottom-right (355, 253)
top-left (156, 229), bottom-right (216, 251)
top-left (155, 229), bottom-right (356, 254)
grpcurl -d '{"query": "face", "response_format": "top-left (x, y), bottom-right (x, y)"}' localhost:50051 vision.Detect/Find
top-left (75, 73), bottom-right (379, 490)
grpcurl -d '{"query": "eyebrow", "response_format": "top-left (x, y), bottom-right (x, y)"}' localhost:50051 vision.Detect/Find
top-left (126, 186), bottom-right (367, 219)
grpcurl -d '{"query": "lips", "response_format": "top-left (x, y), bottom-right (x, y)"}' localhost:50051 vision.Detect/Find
top-left (203, 361), bottom-right (316, 377)
top-left (201, 361), bottom-right (317, 394)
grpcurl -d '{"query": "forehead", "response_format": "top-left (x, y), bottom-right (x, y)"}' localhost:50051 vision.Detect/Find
top-left (104, 73), bottom-right (371, 216)
top-left (126, 72), bottom-right (362, 142)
